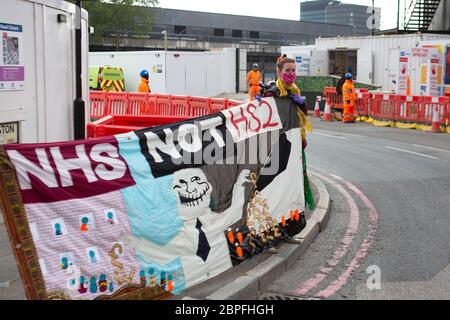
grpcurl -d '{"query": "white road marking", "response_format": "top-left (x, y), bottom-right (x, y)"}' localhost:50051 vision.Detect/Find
top-left (412, 144), bottom-right (450, 154)
top-left (385, 146), bottom-right (439, 160)
top-left (315, 129), bottom-right (367, 138)
top-left (313, 132), bottom-right (347, 139)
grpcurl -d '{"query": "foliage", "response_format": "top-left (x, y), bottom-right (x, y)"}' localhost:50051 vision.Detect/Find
top-left (67, 0), bottom-right (159, 49)
top-left (296, 76), bottom-right (379, 92)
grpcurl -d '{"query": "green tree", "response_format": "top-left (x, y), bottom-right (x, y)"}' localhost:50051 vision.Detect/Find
top-left (70, 0), bottom-right (159, 50)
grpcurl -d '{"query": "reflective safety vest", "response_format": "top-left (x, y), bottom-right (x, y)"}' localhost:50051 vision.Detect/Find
top-left (100, 66), bottom-right (125, 92)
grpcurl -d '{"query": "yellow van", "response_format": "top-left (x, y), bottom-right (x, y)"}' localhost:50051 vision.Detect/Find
top-left (89, 66), bottom-right (125, 92)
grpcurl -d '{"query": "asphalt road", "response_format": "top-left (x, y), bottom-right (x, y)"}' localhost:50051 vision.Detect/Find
top-left (262, 118), bottom-right (450, 300)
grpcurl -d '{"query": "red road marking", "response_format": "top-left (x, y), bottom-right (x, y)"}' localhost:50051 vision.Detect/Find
top-left (293, 171), bottom-right (360, 296)
top-left (314, 174), bottom-right (378, 299)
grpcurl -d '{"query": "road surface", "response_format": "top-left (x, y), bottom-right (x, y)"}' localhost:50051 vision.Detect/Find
top-left (261, 118), bottom-right (450, 300)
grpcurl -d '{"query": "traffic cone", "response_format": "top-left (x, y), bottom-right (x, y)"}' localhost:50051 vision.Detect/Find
top-left (431, 105), bottom-right (441, 133)
top-left (322, 100), bottom-right (332, 122)
top-left (313, 96), bottom-right (321, 117)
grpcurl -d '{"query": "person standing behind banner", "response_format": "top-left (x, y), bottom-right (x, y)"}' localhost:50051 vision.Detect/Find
top-left (138, 70), bottom-right (151, 93)
top-left (342, 73), bottom-right (357, 123)
top-left (247, 63), bottom-right (262, 101)
top-left (262, 55), bottom-right (315, 229)
top-left (262, 57), bottom-right (311, 147)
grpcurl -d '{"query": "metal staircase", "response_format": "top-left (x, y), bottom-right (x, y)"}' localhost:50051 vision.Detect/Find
top-left (404, 0), bottom-right (442, 31)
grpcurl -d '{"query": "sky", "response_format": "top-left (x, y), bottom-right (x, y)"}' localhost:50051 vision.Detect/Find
top-left (158, 0), bottom-right (400, 31)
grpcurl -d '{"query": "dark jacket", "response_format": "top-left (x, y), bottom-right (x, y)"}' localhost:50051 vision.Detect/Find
top-left (336, 76), bottom-right (346, 96)
top-left (262, 86), bottom-right (308, 115)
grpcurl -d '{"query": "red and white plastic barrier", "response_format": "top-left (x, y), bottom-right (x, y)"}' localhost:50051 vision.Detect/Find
top-left (89, 91), bottom-right (241, 121)
top-left (422, 96), bottom-right (448, 133)
top-left (322, 87), bottom-right (450, 133)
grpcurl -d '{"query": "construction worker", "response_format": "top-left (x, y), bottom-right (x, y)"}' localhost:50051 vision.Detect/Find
top-left (138, 70), bottom-right (151, 93)
top-left (342, 73), bottom-right (357, 123)
top-left (247, 63), bottom-right (262, 101)
top-left (406, 75), bottom-right (411, 96)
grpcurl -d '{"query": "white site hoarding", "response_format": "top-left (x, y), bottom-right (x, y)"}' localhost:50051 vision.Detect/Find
top-left (89, 48), bottom-right (236, 97)
top-left (282, 34), bottom-right (450, 92)
top-left (281, 45), bottom-right (315, 76)
top-left (0, 0), bottom-right (89, 144)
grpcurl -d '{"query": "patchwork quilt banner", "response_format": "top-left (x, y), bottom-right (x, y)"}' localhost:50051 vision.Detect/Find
top-left (0, 97), bottom-right (306, 300)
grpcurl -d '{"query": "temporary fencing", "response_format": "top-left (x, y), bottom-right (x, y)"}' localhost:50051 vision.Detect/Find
top-left (210, 98), bottom-right (228, 114)
top-left (88, 91), bottom-right (243, 138)
top-left (154, 94), bottom-right (172, 116)
top-left (421, 96), bottom-right (449, 132)
top-left (323, 87), bottom-right (342, 110)
top-left (89, 91), bottom-right (109, 121)
top-left (227, 99), bottom-right (242, 108)
top-left (370, 93), bottom-right (396, 122)
top-left (356, 92), bottom-right (370, 118)
top-left (189, 96), bottom-right (210, 117)
top-left (87, 114), bottom-right (190, 138)
top-left (106, 92), bottom-right (129, 116)
top-left (127, 93), bottom-right (150, 115)
top-left (170, 95), bottom-right (191, 117)
top-left (396, 95), bottom-right (421, 124)
top-left (89, 91), bottom-right (240, 119)
top-left (322, 87), bottom-right (450, 133)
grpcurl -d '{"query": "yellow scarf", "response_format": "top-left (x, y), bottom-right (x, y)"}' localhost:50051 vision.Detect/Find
top-left (275, 79), bottom-right (312, 140)
top-left (276, 78), bottom-right (300, 97)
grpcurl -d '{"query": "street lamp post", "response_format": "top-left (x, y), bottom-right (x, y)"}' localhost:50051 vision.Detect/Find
top-left (372, 0), bottom-right (374, 36)
top-left (74, 0), bottom-right (85, 140)
top-left (162, 30), bottom-right (167, 93)
top-left (162, 30), bottom-right (168, 52)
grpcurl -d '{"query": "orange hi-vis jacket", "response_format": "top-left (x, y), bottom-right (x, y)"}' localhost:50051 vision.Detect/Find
top-left (138, 77), bottom-right (150, 93)
top-left (342, 80), bottom-right (356, 105)
top-left (247, 70), bottom-right (261, 87)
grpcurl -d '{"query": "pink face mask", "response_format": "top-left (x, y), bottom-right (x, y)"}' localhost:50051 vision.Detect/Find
top-left (281, 72), bottom-right (296, 84)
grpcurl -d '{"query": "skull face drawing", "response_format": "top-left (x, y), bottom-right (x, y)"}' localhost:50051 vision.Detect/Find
top-left (172, 169), bottom-right (212, 220)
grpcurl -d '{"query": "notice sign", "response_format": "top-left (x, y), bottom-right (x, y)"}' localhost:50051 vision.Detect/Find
top-left (0, 23), bottom-right (24, 91)
top-left (398, 56), bottom-right (409, 95)
top-left (295, 55), bottom-right (310, 76)
top-left (0, 122), bottom-right (19, 144)
top-left (427, 58), bottom-right (440, 97)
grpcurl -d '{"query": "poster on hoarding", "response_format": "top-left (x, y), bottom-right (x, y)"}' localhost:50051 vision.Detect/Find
top-left (0, 22), bottom-right (24, 91)
top-left (445, 46), bottom-right (450, 95)
top-left (426, 58), bottom-right (440, 97)
top-left (398, 55), bottom-right (409, 95)
top-left (295, 55), bottom-right (310, 76)
top-left (417, 47), bottom-right (440, 96)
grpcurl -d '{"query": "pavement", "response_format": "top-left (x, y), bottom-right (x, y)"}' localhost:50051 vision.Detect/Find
top-left (174, 176), bottom-right (330, 300)
top-left (0, 209), bottom-right (26, 299)
top-left (213, 92), bottom-right (248, 102)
